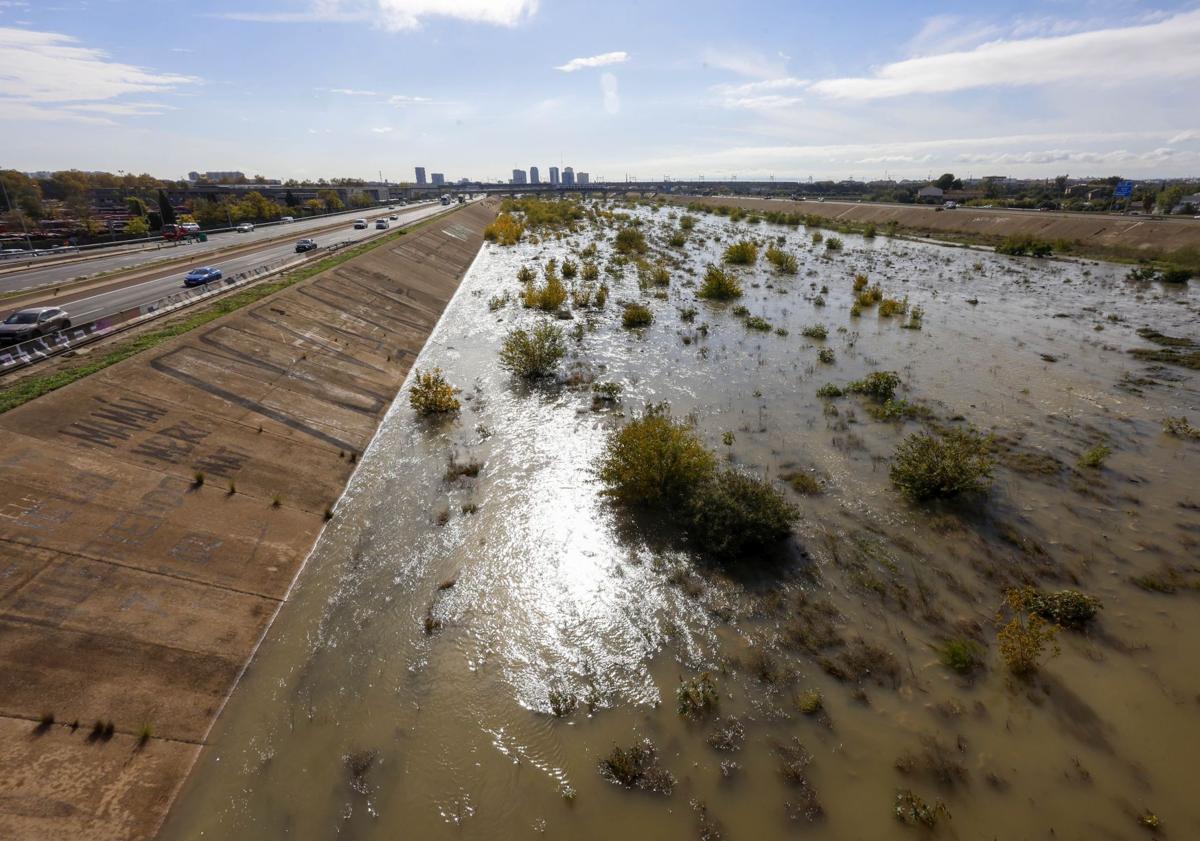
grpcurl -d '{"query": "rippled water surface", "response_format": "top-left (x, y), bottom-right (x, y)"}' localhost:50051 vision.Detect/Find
top-left (162, 203), bottom-right (1200, 840)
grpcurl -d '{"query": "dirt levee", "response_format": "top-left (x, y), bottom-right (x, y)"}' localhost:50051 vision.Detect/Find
top-left (0, 201), bottom-right (495, 841)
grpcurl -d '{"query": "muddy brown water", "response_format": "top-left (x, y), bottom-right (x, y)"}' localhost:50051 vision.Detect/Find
top-left (161, 204), bottom-right (1200, 840)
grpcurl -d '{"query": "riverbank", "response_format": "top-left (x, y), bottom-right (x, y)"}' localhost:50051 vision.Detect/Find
top-left (0, 200), bottom-right (496, 841)
top-left (664, 195), bottom-right (1200, 269)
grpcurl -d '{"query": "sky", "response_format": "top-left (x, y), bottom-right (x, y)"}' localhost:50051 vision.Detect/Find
top-left (1, 0), bottom-right (1199, 183)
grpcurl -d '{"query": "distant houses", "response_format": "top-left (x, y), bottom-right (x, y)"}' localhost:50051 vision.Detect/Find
top-left (916, 185), bottom-right (944, 202)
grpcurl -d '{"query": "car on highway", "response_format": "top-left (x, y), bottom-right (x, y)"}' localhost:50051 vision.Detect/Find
top-left (184, 266), bottom-right (223, 287)
top-left (235, 222), bottom-right (254, 233)
top-left (295, 238), bottom-right (318, 253)
top-left (353, 219), bottom-right (368, 229)
top-left (375, 219), bottom-right (389, 230)
top-left (0, 307), bottom-right (71, 345)
top-left (280, 216), bottom-right (295, 223)
top-left (389, 214), bottom-right (399, 220)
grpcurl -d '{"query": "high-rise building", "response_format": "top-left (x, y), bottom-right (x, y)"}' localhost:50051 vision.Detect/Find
top-left (415, 167), bottom-right (427, 185)
top-left (577, 172), bottom-right (590, 185)
top-left (512, 169), bottom-right (527, 185)
top-left (549, 166), bottom-right (560, 185)
top-left (529, 166), bottom-right (540, 184)
top-left (562, 167), bottom-right (575, 186)
top-left (431, 173), bottom-right (445, 186)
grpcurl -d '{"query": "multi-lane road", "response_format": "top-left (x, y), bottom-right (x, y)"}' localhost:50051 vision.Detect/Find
top-left (0, 203), bottom-right (434, 296)
top-left (2, 200), bottom-right (463, 327)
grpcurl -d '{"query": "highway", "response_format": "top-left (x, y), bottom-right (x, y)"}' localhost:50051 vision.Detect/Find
top-left (5, 200), bottom-right (464, 327)
top-left (0, 202), bottom-right (436, 296)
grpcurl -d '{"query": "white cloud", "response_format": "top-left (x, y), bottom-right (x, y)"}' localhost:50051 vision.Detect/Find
top-left (812, 9), bottom-right (1200, 100)
top-left (555, 51), bottom-right (628, 73)
top-left (0, 99), bottom-right (112, 124)
top-left (66, 102), bottom-right (176, 116)
top-left (0, 26), bottom-right (198, 102)
top-left (322, 87), bottom-right (378, 96)
top-left (712, 77), bottom-right (808, 110)
top-left (388, 94), bottom-right (434, 105)
top-left (370, 126), bottom-right (393, 133)
top-left (600, 72), bottom-right (619, 115)
top-left (223, 0), bottom-right (538, 30)
top-left (702, 46), bottom-right (787, 80)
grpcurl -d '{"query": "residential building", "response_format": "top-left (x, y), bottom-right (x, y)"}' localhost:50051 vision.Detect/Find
top-left (576, 172), bottom-right (590, 185)
top-left (530, 166), bottom-right (540, 184)
top-left (512, 169), bottom-right (527, 185)
top-left (549, 166), bottom-right (560, 185)
top-left (187, 170), bottom-right (246, 183)
top-left (415, 167), bottom-right (427, 185)
top-left (430, 173), bottom-right (445, 186)
top-left (916, 185), bottom-right (944, 202)
top-left (562, 167), bottom-right (575, 186)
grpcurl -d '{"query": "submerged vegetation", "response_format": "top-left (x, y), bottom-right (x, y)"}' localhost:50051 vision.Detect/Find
top-left (498, 324), bottom-right (566, 378)
top-left (890, 428), bottom-right (995, 500)
top-left (698, 265), bottom-right (744, 300)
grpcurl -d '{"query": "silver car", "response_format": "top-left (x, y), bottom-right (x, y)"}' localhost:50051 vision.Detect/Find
top-left (0, 306), bottom-right (71, 345)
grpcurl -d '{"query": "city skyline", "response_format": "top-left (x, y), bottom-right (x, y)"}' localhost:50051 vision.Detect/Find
top-left (2, 1), bottom-right (1199, 180)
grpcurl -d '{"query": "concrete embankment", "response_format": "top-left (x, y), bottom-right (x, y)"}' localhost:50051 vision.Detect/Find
top-left (664, 195), bottom-right (1200, 262)
top-left (0, 200), bottom-right (496, 841)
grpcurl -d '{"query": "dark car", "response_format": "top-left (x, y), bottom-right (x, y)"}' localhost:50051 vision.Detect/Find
top-left (184, 266), bottom-right (223, 287)
top-left (0, 307), bottom-right (71, 345)
top-left (295, 238), bottom-right (318, 253)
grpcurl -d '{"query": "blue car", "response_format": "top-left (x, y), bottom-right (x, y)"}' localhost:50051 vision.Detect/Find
top-left (184, 266), bottom-right (223, 287)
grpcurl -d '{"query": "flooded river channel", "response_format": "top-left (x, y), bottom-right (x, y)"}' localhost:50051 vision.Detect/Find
top-left (162, 201), bottom-right (1200, 840)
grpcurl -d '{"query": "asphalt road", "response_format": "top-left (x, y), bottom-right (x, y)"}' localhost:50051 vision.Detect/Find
top-left (16, 201), bottom-right (464, 326)
top-left (0, 202), bottom-right (438, 296)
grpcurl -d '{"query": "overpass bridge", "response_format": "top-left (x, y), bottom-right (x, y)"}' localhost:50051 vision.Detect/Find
top-left (394, 181), bottom-right (810, 201)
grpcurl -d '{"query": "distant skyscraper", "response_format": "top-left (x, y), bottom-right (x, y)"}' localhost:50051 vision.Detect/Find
top-left (431, 173), bottom-right (445, 186)
top-left (549, 166), bottom-right (560, 185)
top-left (562, 167), bottom-right (575, 186)
top-left (415, 167), bottom-right (427, 185)
top-left (577, 172), bottom-right (590, 185)
top-left (512, 168), bottom-right (527, 185)
top-left (530, 166), bottom-right (540, 184)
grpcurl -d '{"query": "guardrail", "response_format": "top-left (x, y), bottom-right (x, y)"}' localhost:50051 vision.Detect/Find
top-left (0, 239), bottom-right (358, 375)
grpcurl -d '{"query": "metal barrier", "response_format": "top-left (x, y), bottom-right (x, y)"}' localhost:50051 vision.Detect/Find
top-left (0, 240), bottom-right (356, 375)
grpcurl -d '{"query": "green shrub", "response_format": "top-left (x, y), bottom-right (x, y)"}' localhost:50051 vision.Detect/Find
top-left (852, 273), bottom-right (869, 292)
top-left (890, 428), bottom-right (995, 500)
top-left (698, 265), bottom-right (743, 300)
top-left (648, 263), bottom-right (670, 286)
top-left (816, 383), bottom-right (843, 398)
top-left (1077, 443), bottom-right (1111, 469)
top-left (847, 371), bottom-right (901, 400)
top-left (796, 689), bottom-right (823, 715)
top-left (938, 638), bottom-right (984, 674)
top-left (668, 231), bottom-right (687, 248)
top-left (825, 236), bottom-right (843, 251)
top-left (818, 348), bottom-right (835, 364)
top-left (498, 323), bottom-right (566, 378)
top-left (409, 368), bottom-right (461, 415)
top-left (676, 673), bottom-right (719, 718)
top-left (523, 274), bottom-right (568, 311)
top-left (878, 296), bottom-right (908, 317)
top-left (561, 259), bottom-right (578, 279)
top-left (723, 240), bottom-right (759, 265)
top-left (598, 740), bottom-right (675, 794)
top-left (801, 324), bottom-right (827, 340)
top-left (622, 303), bottom-right (654, 328)
top-left (862, 223), bottom-right (877, 239)
top-left (615, 226), bottom-right (648, 254)
top-left (679, 215), bottom-right (697, 230)
top-left (687, 468), bottom-right (798, 558)
top-left (998, 610), bottom-right (1058, 676)
top-left (483, 212), bottom-right (524, 245)
top-left (581, 261), bottom-right (600, 281)
top-left (765, 246), bottom-right (798, 274)
top-left (1007, 586), bottom-right (1100, 630)
top-left (744, 315), bottom-right (772, 331)
top-left (597, 406), bottom-right (716, 509)
top-left (517, 265), bottom-right (536, 284)
top-left (1159, 266), bottom-right (1193, 283)
top-left (996, 234), bottom-right (1052, 257)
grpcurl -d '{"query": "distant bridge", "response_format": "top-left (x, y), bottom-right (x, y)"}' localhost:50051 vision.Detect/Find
top-left (394, 181), bottom-right (811, 200)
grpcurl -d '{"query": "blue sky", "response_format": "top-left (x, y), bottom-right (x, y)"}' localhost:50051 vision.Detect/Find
top-left (2, 0), bottom-right (1198, 182)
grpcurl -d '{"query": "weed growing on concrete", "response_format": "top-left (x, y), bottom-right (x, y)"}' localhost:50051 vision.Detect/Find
top-left (890, 428), bottom-right (994, 501)
top-left (499, 324), bottom-right (566, 378)
top-left (409, 368), bottom-right (461, 415)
